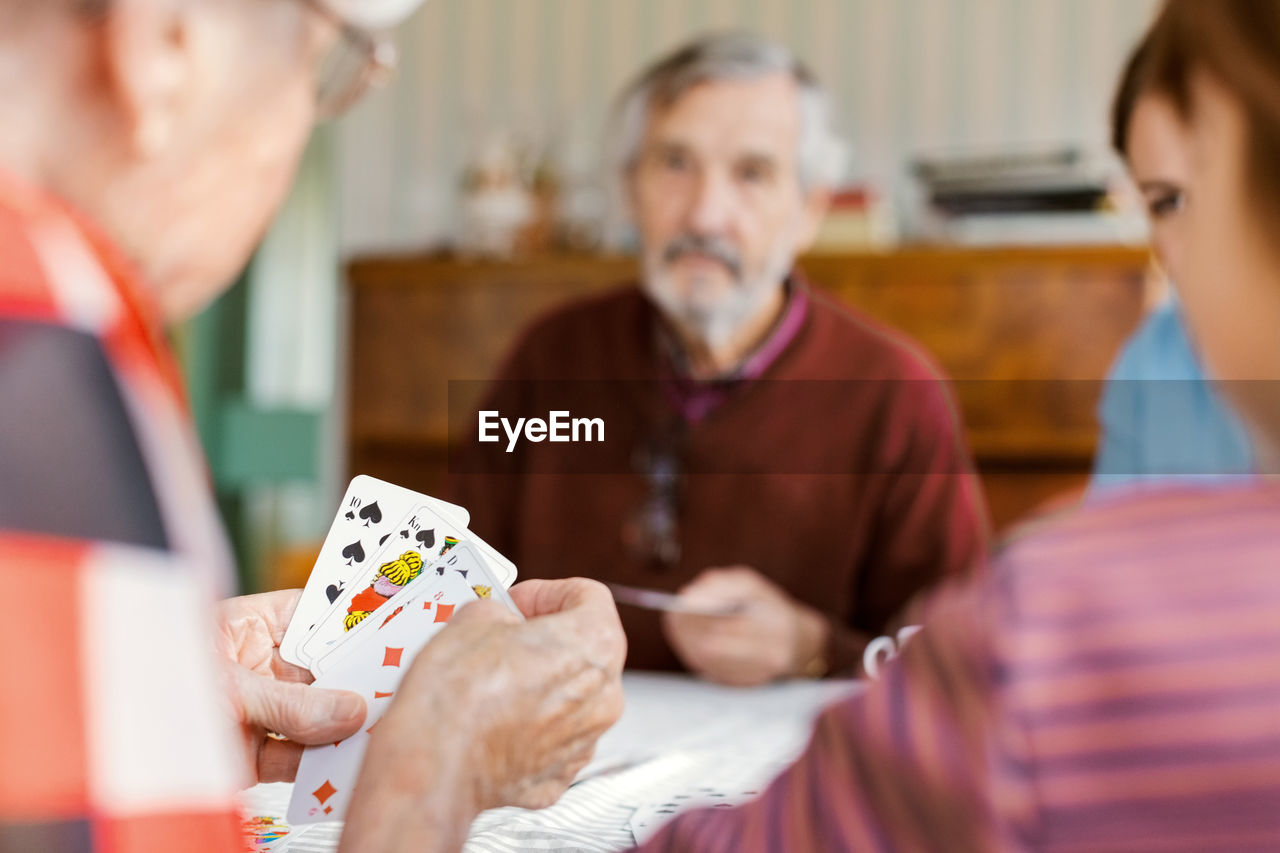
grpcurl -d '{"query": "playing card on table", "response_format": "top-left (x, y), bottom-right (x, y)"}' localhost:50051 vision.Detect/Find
top-left (298, 500), bottom-right (471, 666)
top-left (280, 476), bottom-right (469, 669)
top-left (309, 542), bottom-right (522, 678)
top-left (287, 570), bottom-right (481, 825)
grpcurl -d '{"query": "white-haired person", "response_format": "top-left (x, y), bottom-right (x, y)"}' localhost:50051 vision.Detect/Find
top-left (0, 2), bottom-right (624, 852)
top-left (449, 32), bottom-right (987, 687)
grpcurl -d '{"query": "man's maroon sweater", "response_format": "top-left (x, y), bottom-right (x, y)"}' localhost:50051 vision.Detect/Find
top-left (447, 282), bottom-right (987, 674)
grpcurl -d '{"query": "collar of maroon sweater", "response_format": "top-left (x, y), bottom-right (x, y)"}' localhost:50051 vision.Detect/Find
top-left (655, 270), bottom-right (811, 424)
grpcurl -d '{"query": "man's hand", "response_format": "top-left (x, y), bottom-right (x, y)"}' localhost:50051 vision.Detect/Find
top-left (662, 566), bottom-right (829, 686)
top-left (216, 590), bottom-right (367, 784)
top-left (341, 577), bottom-right (626, 853)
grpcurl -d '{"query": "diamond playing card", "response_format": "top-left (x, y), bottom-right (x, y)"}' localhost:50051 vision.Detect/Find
top-left (309, 542), bottom-right (522, 678)
top-left (287, 570), bottom-right (482, 825)
top-left (279, 477), bottom-right (525, 825)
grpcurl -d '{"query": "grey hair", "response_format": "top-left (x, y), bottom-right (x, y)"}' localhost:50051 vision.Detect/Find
top-left (607, 31), bottom-right (849, 196)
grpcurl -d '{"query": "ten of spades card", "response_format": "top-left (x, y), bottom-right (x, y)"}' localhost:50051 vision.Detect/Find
top-left (279, 476), bottom-right (469, 669)
top-left (297, 500), bottom-right (473, 666)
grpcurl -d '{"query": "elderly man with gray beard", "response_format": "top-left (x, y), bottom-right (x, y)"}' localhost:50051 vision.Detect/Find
top-left (449, 32), bottom-right (987, 686)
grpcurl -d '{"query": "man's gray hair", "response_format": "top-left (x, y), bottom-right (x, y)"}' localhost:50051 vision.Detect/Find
top-left (608, 31), bottom-right (849, 195)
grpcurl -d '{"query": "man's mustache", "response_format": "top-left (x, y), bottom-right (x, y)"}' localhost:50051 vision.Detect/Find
top-left (661, 234), bottom-right (742, 279)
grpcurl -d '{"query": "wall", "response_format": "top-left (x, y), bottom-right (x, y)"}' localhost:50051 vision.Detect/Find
top-left (335, 0), bottom-right (1162, 254)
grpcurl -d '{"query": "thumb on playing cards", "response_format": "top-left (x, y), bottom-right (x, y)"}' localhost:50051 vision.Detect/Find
top-left (233, 665), bottom-right (367, 744)
top-left (448, 598), bottom-right (521, 629)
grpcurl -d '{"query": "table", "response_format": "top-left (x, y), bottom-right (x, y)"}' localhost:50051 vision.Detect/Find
top-left (239, 672), bottom-right (860, 851)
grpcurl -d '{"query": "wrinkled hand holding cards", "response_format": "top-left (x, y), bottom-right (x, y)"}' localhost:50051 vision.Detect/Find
top-left (279, 476), bottom-right (521, 825)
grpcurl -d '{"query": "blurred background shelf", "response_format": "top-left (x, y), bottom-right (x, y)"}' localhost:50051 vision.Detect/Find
top-left (347, 245), bottom-right (1148, 535)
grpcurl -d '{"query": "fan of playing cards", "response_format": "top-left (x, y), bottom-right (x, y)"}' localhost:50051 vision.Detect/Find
top-left (279, 476), bottom-right (522, 825)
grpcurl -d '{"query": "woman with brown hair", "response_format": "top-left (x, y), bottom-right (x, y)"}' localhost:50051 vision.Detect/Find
top-left (638, 2), bottom-right (1280, 849)
top-left (1091, 32), bottom-right (1256, 491)
top-left (1146, 0), bottom-right (1280, 449)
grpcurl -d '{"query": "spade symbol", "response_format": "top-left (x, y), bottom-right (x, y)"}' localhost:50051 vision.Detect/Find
top-left (399, 529), bottom-right (410, 539)
top-left (342, 541), bottom-right (366, 565)
top-left (436, 566), bottom-right (446, 576)
top-left (415, 529), bottom-right (435, 549)
top-left (358, 501), bottom-right (383, 527)
top-left (457, 570), bottom-right (468, 579)
top-left (379, 532), bottom-right (391, 546)
top-left (344, 510), bottom-right (355, 521)
top-left (325, 582), bottom-right (344, 603)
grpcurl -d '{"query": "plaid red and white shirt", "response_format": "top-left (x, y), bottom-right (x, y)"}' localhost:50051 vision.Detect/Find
top-left (0, 170), bottom-right (245, 851)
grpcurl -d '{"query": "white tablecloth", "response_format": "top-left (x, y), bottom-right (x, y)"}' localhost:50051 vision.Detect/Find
top-left (239, 672), bottom-right (860, 852)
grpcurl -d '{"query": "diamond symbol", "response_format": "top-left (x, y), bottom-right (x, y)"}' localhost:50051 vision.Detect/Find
top-left (434, 604), bottom-right (455, 623)
top-left (313, 780), bottom-right (338, 805)
top-left (382, 647), bottom-right (404, 667)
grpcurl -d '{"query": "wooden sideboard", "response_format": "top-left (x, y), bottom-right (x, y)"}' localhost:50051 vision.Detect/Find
top-left (347, 246), bottom-right (1149, 533)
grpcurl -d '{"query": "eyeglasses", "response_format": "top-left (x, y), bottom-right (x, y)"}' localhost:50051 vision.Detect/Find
top-left (623, 421), bottom-right (685, 569)
top-left (298, 0), bottom-right (398, 119)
